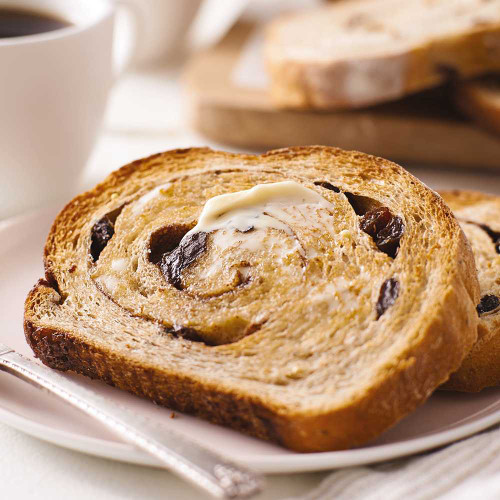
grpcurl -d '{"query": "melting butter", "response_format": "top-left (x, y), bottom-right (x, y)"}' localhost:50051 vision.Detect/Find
top-left (187, 181), bottom-right (333, 238)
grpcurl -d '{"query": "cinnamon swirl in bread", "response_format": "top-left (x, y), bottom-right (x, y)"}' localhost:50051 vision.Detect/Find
top-left (441, 190), bottom-right (500, 392)
top-left (24, 147), bottom-right (479, 452)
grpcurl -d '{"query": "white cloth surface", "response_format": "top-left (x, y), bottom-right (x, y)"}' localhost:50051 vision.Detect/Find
top-left (0, 421), bottom-right (325, 499)
top-left (4, 57), bottom-right (500, 500)
top-left (287, 425), bottom-right (500, 500)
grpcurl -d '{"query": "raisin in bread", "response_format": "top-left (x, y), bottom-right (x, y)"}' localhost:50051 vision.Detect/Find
top-left (24, 147), bottom-right (479, 452)
top-left (455, 75), bottom-right (500, 137)
top-left (440, 190), bottom-right (500, 392)
top-left (265, 0), bottom-right (500, 109)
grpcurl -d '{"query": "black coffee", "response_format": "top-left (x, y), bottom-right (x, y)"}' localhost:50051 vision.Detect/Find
top-left (0, 7), bottom-right (70, 39)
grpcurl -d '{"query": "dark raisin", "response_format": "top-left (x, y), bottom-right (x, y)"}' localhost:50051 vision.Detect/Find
top-left (376, 216), bottom-right (404, 258)
top-left (360, 207), bottom-right (404, 258)
top-left (461, 219), bottom-right (500, 254)
top-left (477, 295), bottom-right (500, 315)
top-left (160, 231), bottom-right (208, 289)
top-left (345, 192), bottom-right (380, 216)
top-left (90, 216), bottom-right (115, 261)
top-left (314, 181), bottom-right (340, 193)
top-left (360, 207), bottom-right (392, 236)
top-left (468, 222), bottom-right (500, 255)
top-left (68, 265), bottom-right (77, 273)
top-left (148, 224), bottom-right (191, 264)
top-left (238, 225), bottom-right (255, 233)
top-left (376, 278), bottom-right (400, 319)
top-left (165, 324), bottom-right (207, 343)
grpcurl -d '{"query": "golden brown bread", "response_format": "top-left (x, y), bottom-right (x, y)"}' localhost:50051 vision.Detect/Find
top-left (24, 147), bottom-right (479, 452)
top-left (440, 190), bottom-right (500, 392)
top-left (265, 0), bottom-right (500, 109)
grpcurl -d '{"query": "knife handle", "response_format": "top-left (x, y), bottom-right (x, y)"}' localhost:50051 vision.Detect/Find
top-left (0, 349), bottom-right (262, 499)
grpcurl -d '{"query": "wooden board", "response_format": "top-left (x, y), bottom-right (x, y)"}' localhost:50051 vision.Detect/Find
top-left (185, 22), bottom-right (500, 170)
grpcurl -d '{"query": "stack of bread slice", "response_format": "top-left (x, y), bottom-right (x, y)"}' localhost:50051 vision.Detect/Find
top-left (265, 0), bottom-right (500, 136)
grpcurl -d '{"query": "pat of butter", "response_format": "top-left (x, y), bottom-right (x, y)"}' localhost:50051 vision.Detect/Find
top-left (187, 181), bottom-right (333, 237)
top-left (111, 258), bottom-right (128, 272)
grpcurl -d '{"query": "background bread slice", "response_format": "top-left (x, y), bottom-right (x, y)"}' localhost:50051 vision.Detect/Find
top-left (265, 0), bottom-right (500, 109)
top-left (185, 21), bottom-right (500, 170)
top-left (440, 190), bottom-right (500, 392)
top-left (24, 147), bottom-right (479, 452)
top-left (455, 75), bottom-right (500, 137)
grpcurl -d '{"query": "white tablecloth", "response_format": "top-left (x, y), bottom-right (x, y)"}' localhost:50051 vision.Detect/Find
top-left (4, 64), bottom-right (500, 500)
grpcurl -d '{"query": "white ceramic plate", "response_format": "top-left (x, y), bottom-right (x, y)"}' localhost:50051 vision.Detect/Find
top-left (1, 207), bottom-right (500, 473)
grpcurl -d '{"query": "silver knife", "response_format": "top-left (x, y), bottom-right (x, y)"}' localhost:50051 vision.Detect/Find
top-left (0, 342), bottom-right (263, 498)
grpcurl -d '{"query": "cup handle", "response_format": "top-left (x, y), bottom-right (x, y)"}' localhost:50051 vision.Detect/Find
top-left (112, 0), bottom-right (146, 79)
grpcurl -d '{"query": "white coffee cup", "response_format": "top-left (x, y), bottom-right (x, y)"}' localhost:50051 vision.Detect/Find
top-left (0, 0), bottom-right (130, 219)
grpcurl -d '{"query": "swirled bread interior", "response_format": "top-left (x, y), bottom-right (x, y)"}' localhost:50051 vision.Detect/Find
top-left (441, 190), bottom-right (500, 392)
top-left (25, 147), bottom-right (479, 452)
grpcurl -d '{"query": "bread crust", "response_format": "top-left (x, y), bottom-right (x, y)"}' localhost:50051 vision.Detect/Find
top-left (265, 0), bottom-right (500, 109)
top-left (455, 76), bottom-right (500, 138)
top-left (24, 146), bottom-right (480, 452)
top-left (440, 190), bottom-right (500, 392)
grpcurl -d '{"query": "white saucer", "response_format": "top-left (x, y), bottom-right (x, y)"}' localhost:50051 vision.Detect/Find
top-left (1, 207), bottom-right (500, 473)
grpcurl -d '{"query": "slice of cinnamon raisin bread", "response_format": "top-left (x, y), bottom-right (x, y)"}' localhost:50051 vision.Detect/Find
top-left (455, 75), bottom-right (500, 138)
top-left (440, 190), bottom-right (500, 392)
top-left (265, 0), bottom-right (500, 109)
top-left (24, 147), bottom-right (479, 452)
